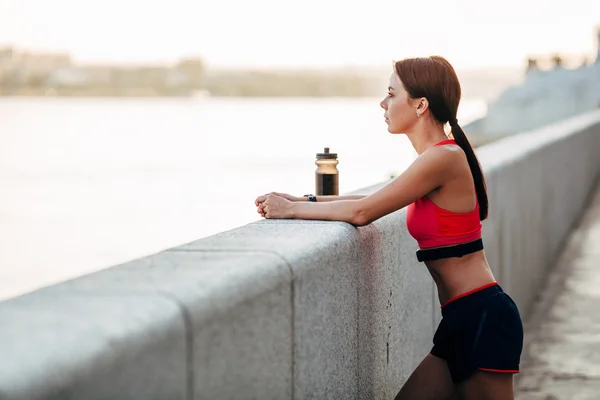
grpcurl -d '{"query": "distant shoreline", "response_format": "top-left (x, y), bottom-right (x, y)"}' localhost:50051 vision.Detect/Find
top-left (0, 65), bottom-right (523, 100)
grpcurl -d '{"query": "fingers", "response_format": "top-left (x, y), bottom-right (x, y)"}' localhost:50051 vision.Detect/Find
top-left (255, 195), bottom-right (265, 206)
top-left (255, 191), bottom-right (288, 205)
top-left (255, 192), bottom-right (280, 218)
top-left (256, 200), bottom-right (267, 218)
top-left (255, 193), bottom-right (273, 206)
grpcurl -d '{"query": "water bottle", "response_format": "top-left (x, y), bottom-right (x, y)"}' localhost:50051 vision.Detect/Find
top-left (315, 147), bottom-right (339, 196)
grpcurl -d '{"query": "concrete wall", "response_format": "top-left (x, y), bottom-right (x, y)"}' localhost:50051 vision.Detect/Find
top-left (0, 110), bottom-right (599, 400)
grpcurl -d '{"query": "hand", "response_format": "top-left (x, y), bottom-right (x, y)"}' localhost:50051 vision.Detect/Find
top-left (255, 193), bottom-right (294, 219)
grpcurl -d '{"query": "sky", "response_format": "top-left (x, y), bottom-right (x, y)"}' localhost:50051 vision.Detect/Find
top-left (0, 0), bottom-right (598, 70)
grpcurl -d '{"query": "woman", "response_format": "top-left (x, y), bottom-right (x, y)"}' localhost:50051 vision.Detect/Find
top-left (254, 56), bottom-right (524, 400)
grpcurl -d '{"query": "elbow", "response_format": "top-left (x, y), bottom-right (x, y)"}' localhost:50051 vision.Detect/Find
top-left (350, 207), bottom-right (371, 227)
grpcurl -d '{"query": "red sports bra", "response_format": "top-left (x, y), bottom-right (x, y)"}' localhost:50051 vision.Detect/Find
top-left (406, 139), bottom-right (482, 250)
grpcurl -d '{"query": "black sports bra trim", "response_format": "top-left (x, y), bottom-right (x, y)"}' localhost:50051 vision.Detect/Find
top-left (416, 238), bottom-right (484, 262)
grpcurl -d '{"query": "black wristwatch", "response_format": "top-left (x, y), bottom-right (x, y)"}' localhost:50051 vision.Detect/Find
top-left (303, 194), bottom-right (317, 202)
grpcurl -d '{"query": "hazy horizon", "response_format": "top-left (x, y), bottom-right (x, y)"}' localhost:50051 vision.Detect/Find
top-left (0, 0), bottom-right (598, 70)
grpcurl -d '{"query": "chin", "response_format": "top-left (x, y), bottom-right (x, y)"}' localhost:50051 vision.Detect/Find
top-left (385, 121), bottom-right (399, 134)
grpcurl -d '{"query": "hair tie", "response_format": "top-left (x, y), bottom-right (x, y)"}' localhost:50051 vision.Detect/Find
top-left (449, 117), bottom-right (459, 126)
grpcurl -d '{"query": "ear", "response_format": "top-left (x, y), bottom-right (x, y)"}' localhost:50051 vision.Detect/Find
top-left (416, 97), bottom-right (429, 115)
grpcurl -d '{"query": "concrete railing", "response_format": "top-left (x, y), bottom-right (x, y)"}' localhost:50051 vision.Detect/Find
top-left (1, 110), bottom-right (599, 400)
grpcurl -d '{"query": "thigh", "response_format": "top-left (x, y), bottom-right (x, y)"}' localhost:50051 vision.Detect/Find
top-left (456, 370), bottom-right (515, 400)
top-left (394, 353), bottom-right (458, 400)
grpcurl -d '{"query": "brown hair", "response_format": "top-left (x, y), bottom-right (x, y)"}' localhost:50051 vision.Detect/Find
top-left (394, 56), bottom-right (488, 220)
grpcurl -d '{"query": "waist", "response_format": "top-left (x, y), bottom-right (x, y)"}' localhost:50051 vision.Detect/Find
top-left (423, 250), bottom-right (496, 305)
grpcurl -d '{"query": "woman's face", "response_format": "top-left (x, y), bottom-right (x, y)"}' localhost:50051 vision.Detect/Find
top-left (380, 73), bottom-right (418, 134)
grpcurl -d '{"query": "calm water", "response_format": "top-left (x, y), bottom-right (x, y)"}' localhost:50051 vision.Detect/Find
top-left (0, 97), bottom-right (486, 300)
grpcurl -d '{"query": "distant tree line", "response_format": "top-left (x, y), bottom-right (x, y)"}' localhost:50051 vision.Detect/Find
top-left (0, 46), bottom-right (524, 99)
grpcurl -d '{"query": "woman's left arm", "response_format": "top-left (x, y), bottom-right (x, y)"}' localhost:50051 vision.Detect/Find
top-left (260, 146), bottom-right (460, 225)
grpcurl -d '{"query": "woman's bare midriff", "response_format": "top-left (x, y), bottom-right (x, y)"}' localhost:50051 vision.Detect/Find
top-left (423, 250), bottom-right (496, 306)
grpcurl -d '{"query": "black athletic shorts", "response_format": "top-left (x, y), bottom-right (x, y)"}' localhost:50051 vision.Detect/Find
top-left (430, 282), bottom-right (524, 384)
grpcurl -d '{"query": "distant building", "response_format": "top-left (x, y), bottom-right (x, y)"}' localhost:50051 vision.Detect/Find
top-left (0, 49), bottom-right (72, 87)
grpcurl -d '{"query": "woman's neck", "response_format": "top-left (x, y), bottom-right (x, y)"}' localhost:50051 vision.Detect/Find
top-left (405, 122), bottom-right (448, 155)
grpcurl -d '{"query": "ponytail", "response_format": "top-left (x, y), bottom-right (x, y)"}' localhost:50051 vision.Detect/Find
top-left (449, 119), bottom-right (488, 221)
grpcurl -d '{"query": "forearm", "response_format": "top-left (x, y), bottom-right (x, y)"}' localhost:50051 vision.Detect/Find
top-left (291, 200), bottom-right (365, 225)
top-left (310, 195), bottom-right (366, 202)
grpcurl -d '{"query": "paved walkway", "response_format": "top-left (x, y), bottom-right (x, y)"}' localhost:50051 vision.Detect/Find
top-left (516, 182), bottom-right (600, 400)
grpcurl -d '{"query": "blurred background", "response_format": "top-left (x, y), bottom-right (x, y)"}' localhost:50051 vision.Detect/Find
top-left (0, 0), bottom-right (598, 300)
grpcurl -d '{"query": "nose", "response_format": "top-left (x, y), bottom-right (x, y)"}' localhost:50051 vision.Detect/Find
top-left (380, 99), bottom-right (387, 109)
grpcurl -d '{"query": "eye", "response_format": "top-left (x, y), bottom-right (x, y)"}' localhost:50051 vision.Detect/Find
top-left (387, 92), bottom-right (394, 98)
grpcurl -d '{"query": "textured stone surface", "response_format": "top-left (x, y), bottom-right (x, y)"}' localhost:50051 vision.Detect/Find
top-left (176, 222), bottom-right (362, 400)
top-left (516, 181), bottom-right (600, 400)
top-left (351, 181), bottom-right (434, 364)
top-left (43, 250), bottom-right (293, 400)
top-left (0, 293), bottom-right (187, 400)
top-left (177, 213), bottom-right (436, 399)
top-left (355, 213), bottom-right (434, 400)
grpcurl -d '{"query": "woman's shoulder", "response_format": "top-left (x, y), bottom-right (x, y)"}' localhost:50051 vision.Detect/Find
top-left (423, 141), bottom-right (466, 166)
top-left (420, 142), bottom-right (470, 182)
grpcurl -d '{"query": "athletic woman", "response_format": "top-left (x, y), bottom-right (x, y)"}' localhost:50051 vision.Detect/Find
top-left (254, 56), bottom-right (524, 400)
